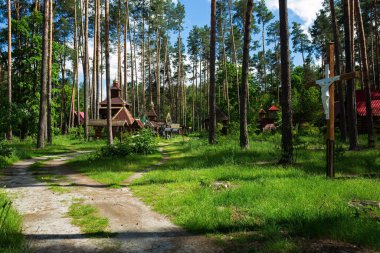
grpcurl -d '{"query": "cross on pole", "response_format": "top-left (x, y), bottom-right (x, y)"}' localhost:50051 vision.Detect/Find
top-left (306, 42), bottom-right (361, 178)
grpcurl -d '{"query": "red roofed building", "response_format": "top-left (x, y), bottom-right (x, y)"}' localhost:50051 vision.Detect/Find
top-left (356, 90), bottom-right (380, 134)
top-left (89, 80), bottom-right (143, 139)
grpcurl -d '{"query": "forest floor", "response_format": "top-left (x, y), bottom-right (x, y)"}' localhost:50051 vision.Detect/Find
top-left (0, 148), bottom-right (222, 253)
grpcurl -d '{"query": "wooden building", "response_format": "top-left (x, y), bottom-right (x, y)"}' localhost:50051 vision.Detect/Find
top-left (356, 90), bottom-right (380, 134)
top-left (89, 80), bottom-right (143, 139)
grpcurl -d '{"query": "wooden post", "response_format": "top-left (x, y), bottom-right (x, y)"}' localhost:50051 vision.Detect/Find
top-left (327, 42), bottom-right (335, 178)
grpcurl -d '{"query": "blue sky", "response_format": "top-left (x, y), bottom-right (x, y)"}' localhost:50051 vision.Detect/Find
top-left (179, 0), bottom-right (324, 66)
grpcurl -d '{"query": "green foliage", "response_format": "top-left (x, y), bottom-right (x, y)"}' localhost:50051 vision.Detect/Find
top-left (0, 194), bottom-right (24, 253)
top-left (68, 201), bottom-right (108, 235)
top-left (0, 142), bottom-right (13, 158)
top-left (99, 129), bottom-right (157, 157)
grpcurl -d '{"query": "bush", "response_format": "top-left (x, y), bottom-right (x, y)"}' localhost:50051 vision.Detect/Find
top-left (99, 129), bottom-right (156, 157)
top-left (0, 143), bottom-right (13, 158)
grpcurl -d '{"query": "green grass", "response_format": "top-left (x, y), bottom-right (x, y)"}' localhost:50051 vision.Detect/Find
top-left (0, 192), bottom-right (24, 253)
top-left (67, 200), bottom-right (109, 235)
top-left (0, 135), bottom-right (106, 170)
top-left (131, 135), bottom-right (380, 252)
top-left (66, 151), bottom-right (162, 187)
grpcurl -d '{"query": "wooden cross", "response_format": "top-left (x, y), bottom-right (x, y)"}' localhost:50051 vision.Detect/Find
top-left (307, 42), bottom-right (361, 178)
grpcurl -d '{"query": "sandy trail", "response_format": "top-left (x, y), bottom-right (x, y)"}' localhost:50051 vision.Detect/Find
top-left (1, 150), bottom-right (222, 253)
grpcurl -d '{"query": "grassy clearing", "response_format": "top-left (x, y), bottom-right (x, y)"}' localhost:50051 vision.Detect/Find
top-left (67, 199), bottom-right (109, 235)
top-left (66, 151), bottom-right (162, 187)
top-left (131, 135), bottom-right (380, 252)
top-left (0, 192), bottom-right (24, 253)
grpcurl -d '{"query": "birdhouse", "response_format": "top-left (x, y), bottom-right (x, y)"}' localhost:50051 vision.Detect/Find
top-left (259, 109), bottom-right (267, 120)
top-left (268, 105), bottom-right (280, 119)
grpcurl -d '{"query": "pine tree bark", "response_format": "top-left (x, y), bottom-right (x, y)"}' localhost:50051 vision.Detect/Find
top-left (46, 2), bottom-right (54, 140)
top-left (105, 0), bottom-right (113, 144)
top-left (92, 0), bottom-right (98, 120)
top-left (117, 0), bottom-right (122, 86)
top-left (329, 0), bottom-right (347, 142)
top-left (124, 0), bottom-right (129, 102)
top-left (156, 29), bottom-right (161, 118)
top-left (209, 0), bottom-right (217, 145)
top-left (75, 0), bottom-right (80, 127)
top-left (354, 0), bottom-right (375, 147)
top-left (279, 0), bottom-right (293, 163)
top-left (6, 0), bottom-right (12, 140)
top-left (343, 0), bottom-right (358, 150)
top-left (228, 0), bottom-right (240, 111)
top-left (240, 0), bottom-right (253, 149)
top-left (96, 0), bottom-right (100, 119)
top-left (83, 0), bottom-right (89, 140)
top-left (37, 0), bottom-right (50, 149)
top-left (141, 13), bottom-right (146, 114)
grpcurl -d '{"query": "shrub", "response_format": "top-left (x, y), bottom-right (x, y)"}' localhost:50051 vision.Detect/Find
top-left (99, 129), bottom-right (156, 157)
top-left (0, 142), bottom-right (13, 158)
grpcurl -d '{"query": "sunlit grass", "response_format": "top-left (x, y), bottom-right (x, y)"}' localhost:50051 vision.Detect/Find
top-left (67, 152), bottom-right (162, 187)
top-left (67, 200), bottom-right (108, 235)
top-left (131, 134), bottom-right (380, 252)
top-left (0, 192), bottom-right (24, 253)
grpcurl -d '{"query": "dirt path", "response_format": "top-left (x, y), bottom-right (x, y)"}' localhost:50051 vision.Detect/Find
top-left (1, 149), bottom-right (222, 253)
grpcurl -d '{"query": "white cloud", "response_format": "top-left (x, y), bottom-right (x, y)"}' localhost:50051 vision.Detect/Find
top-left (266, 0), bottom-right (323, 29)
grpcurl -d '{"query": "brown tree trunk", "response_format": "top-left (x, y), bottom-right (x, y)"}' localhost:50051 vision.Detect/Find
top-left (228, 0), bottom-right (240, 111)
top-left (344, 0), bottom-right (358, 150)
top-left (354, 0), bottom-right (375, 147)
top-left (47, 0), bottom-right (53, 142)
top-left (75, 0), bottom-right (80, 127)
top-left (156, 29), bottom-right (161, 118)
top-left (148, 28), bottom-right (152, 104)
top-left (6, 0), bottom-right (12, 140)
top-left (83, 0), bottom-right (89, 140)
top-left (92, 0), bottom-right (98, 120)
top-left (133, 19), bottom-right (139, 115)
top-left (117, 0), bottom-right (122, 86)
top-left (141, 14), bottom-right (146, 114)
top-left (329, 0), bottom-right (347, 142)
top-left (105, 0), bottom-right (113, 144)
top-left (209, 0), bottom-right (217, 144)
top-left (123, 0), bottom-right (129, 102)
top-left (279, 0), bottom-right (293, 163)
top-left (96, 0), bottom-right (100, 119)
top-left (37, 0), bottom-right (50, 148)
top-left (240, 0), bottom-right (253, 149)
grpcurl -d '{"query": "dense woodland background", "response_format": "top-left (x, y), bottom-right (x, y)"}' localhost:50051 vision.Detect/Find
top-left (0, 0), bottom-right (378, 157)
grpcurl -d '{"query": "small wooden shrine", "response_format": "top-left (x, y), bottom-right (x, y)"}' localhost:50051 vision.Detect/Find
top-left (89, 80), bottom-right (143, 139)
top-left (205, 106), bottom-right (229, 135)
top-left (145, 103), bottom-right (166, 134)
top-left (356, 90), bottom-right (380, 134)
top-left (258, 105), bottom-right (279, 132)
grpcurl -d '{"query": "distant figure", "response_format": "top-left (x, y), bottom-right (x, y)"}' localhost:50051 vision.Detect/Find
top-left (263, 124), bottom-right (277, 132)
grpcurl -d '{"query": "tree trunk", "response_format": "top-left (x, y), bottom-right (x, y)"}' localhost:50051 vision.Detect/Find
top-left (148, 28), bottom-right (152, 104)
top-left (105, 0), bottom-right (113, 145)
top-left (228, 0), bottom-right (240, 112)
top-left (92, 0), bottom-right (98, 120)
top-left (75, 0), bottom-right (80, 127)
top-left (37, 0), bottom-right (50, 149)
top-left (141, 14), bottom-right (146, 114)
top-left (209, 0), bottom-right (217, 144)
top-left (46, 0), bottom-right (53, 142)
top-left (117, 0), bottom-right (122, 86)
top-left (354, 0), bottom-right (375, 147)
top-left (343, 0), bottom-right (358, 150)
top-left (83, 0), bottom-right (89, 140)
top-left (156, 29), bottom-right (161, 119)
top-left (124, 0), bottom-right (129, 102)
top-left (6, 0), bottom-right (12, 140)
top-left (279, 0), bottom-right (293, 163)
top-left (60, 42), bottom-right (67, 135)
top-left (133, 19), bottom-right (139, 115)
top-left (96, 0), bottom-right (100, 119)
top-left (329, 0), bottom-right (347, 142)
top-left (239, 0), bottom-right (253, 149)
